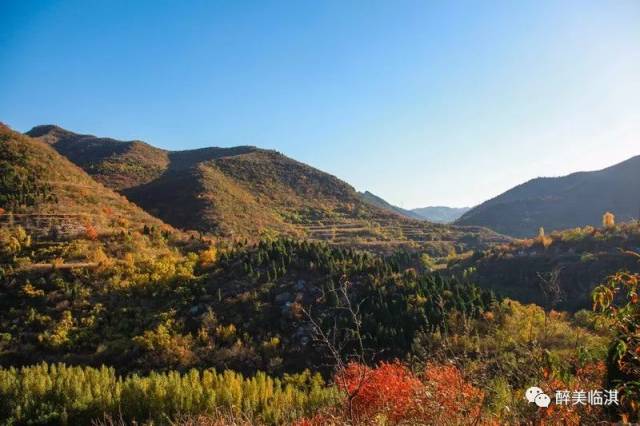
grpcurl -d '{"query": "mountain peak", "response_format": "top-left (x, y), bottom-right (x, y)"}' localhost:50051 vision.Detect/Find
top-left (26, 124), bottom-right (76, 140)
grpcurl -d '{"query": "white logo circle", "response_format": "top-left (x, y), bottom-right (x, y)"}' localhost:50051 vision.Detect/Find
top-left (525, 386), bottom-right (543, 403)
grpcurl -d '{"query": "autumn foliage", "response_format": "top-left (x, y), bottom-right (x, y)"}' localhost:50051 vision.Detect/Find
top-left (336, 361), bottom-right (423, 423)
top-left (84, 224), bottom-right (98, 240)
top-left (536, 362), bottom-right (606, 425)
top-left (593, 268), bottom-right (640, 421)
top-left (602, 211), bottom-right (615, 228)
top-left (423, 363), bottom-right (485, 422)
top-left (296, 361), bottom-right (485, 425)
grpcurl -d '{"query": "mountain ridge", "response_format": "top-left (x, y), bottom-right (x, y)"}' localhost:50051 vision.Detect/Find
top-left (455, 155), bottom-right (640, 237)
top-left (411, 206), bottom-right (471, 223)
top-left (1, 124), bottom-right (170, 239)
top-left (358, 190), bottom-right (424, 220)
top-left (26, 124), bottom-right (509, 254)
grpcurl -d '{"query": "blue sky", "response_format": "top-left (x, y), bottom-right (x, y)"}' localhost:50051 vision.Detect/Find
top-left (1, 1), bottom-right (639, 208)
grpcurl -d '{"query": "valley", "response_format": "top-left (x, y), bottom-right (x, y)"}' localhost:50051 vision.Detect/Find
top-left (0, 122), bottom-right (638, 424)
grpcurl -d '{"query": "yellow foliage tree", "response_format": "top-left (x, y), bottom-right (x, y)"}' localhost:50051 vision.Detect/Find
top-left (603, 211), bottom-right (615, 228)
top-left (199, 246), bottom-right (218, 266)
top-left (536, 226), bottom-right (552, 248)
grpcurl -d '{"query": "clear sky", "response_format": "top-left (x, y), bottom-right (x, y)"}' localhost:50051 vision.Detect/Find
top-left (1, 1), bottom-right (639, 208)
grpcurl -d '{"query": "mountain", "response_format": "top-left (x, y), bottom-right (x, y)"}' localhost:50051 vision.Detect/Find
top-left (411, 206), bottom-right (470, 223)
top-left (26, 124), bottom-right (170, 191)
top-left (1, 124), bottom-right (168, 239)
top-left (455, 156), bottom-right (640, 238)
top-left (358, 191), bottom-right (423, 220)
top-left (358, 192), bottom-right (470, 224)
top-left (26, 125), bottom-right (509, 255)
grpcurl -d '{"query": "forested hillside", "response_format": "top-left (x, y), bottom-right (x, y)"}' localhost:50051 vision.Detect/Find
top-left (449, 220), bottom-right (640, 311)
top-left (0, 217), bottom-right (621, 424)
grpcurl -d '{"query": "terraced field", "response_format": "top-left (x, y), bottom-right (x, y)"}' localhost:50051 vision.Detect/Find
top-left (298, 217), bottom-right (506, 255)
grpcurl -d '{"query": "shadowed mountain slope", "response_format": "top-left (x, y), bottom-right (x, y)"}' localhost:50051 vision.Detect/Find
top-left (27, 125), bottom-right (509, 254)
top-left (449, 221), bottom-right (640, 311)
top-left (455, 156), bottom-right (640, 237)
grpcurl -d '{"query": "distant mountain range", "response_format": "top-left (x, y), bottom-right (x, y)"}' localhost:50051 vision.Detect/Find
top-left (24, 125), bottom-right (507, 255)
top-left (411, 206), bottom-right (471, 223)
top-left (358, 191), bottom-right (469, 223)
top-left (456, 155), bottom-right (640, 237)
top-left (357, 191), bottom-right (423, 220)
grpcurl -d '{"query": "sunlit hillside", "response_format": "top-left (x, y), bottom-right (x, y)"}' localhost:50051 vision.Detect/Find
top-left (27, 125), bottom-right (508, 256)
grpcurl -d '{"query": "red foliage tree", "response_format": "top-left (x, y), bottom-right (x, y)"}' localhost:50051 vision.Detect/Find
top-left (336, 361), bottom-right (422, 423)
top-left (296, 361), bottom-right (486, 425)
top-left (84, 224), bottom-right (98, 241)
top-left (423, 363), bottom-right (485, 422)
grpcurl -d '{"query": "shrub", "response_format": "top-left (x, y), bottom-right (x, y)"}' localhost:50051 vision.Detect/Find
top-left (423, 363), bottom-right (485, 422)
top-left (336, 361), bottom-right (422, 423)
top-left (593, 268), bottom-right (640, 421)
top-left (329, 361), bottom-right (484, 425)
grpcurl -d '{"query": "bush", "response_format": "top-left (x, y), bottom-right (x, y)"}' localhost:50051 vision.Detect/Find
top-left (300, 361), bottom-right (484, 425)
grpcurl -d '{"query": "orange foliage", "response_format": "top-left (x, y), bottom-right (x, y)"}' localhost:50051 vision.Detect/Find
top-left (292, 414), bottom-right (335, 426)
top-left (0, 207), bottom-right (5, 216)
top-left (603, 211), bottom-right (615, 228)
top-left (327, 361), bottom-right (485, 425)
top-left (84, 224), bottom-right (98, 240)
top-left (536, 362), bottom-right (606, 425)
top-left (423, 363), bottom-right (485, 421)
top-left (336, 361), bottom-right (422, 423)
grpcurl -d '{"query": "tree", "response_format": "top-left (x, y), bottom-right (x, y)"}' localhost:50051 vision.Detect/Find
top-left (84, 224), bottom-right (98, 241)
top-left (603, 211), bottom-right (615, 229)
top-left (0, 141), bottom-right (55, 211)
top-left (537, 227), bottom-right (552, 248)
top-left (537, 267), bottom-right (563, 341)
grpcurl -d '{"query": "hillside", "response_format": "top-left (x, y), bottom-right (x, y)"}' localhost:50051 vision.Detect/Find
top-left (358, 190), bottom-right (423, 219)
top-left (456, 156), bottom-right (640, 237)
top-left (411, 206), bottom-right (470, 223)
top-left (0, 124), bottom-right (169, 240)
top-left (448, 222), bottom-right (640, 311)
top-left (27, 125), bottom-right (509, 255)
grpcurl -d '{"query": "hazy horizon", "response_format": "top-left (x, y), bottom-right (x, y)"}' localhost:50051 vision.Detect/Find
top-left (2, 0), bottom-right (639, 208)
